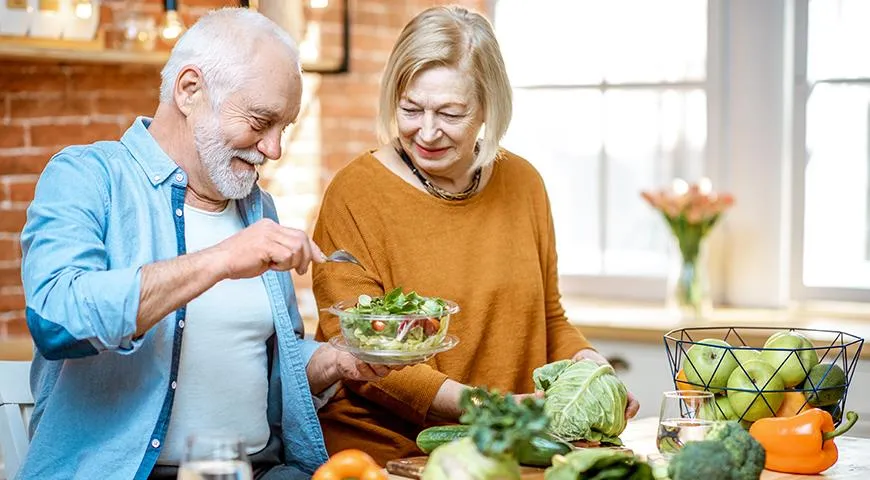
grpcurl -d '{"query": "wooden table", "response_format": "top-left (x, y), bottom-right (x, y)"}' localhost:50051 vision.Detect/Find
top-left (387, 417), bottom-right (870, 479)
top-left (621, 417), bottom-right (870, 479)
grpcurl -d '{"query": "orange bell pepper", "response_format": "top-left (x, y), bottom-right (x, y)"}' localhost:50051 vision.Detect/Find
top-left (748, 408), bottom-right (858, 474)
top-left (312, 449), bottom-right (387, 480)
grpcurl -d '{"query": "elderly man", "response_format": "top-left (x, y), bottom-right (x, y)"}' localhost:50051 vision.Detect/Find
top-left (18, 8), bottom-right (384, 480)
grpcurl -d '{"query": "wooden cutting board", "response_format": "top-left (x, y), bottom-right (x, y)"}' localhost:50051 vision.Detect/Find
top-left (385, 456), bottom-right (548, 480)
top-left (385, 446), bottom-right (633, 480)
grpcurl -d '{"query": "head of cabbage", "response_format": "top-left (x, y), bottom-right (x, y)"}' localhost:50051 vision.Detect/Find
top-left (533, 359), bottom-right (628, 444)
top-left (422, 438), bottom-right (521, 480)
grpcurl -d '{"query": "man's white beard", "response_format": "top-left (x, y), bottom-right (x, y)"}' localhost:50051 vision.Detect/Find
top-left (194, 115), bottom-right (266, 200)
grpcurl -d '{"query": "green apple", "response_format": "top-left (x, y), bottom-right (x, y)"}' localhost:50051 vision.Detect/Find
top-left (802, 363), bottom-right (847, 407)
top-left (761, 331), bottom-right (819, 387)
top-left (684, 339), bottom-right (738, 393)
top-left (699, 395), bottom-right (737, 421)
top-left (726, 359), bottom-right (785, 422)
top-left (732, 348), bottom-right (761, 366)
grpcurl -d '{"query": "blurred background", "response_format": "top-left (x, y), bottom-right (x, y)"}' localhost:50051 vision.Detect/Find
top-left (1, 0), bottom-right (869, 429)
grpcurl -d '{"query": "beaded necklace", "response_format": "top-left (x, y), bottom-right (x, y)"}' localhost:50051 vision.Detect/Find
top-left (396, 147), bottom-right (482, 201)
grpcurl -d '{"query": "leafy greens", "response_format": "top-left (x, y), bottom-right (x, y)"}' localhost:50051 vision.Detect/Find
top-left (533, 359), bottom-right (629, 445)
top-left (340, 287), bottom-right (450, 352)
top-left (422, 388), bottom-right (549, 480)
top-left (348, 287), bottom-right (448, 317)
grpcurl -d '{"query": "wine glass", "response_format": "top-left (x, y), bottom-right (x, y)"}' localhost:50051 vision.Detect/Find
top-left (656, 390), bottom-right (715, 456)
top-left (177, 434), bottom-right (253, 480)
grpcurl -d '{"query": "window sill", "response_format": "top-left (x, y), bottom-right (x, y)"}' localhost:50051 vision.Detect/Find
top-left (297, 287), bottom-right (870, 359)
top-left (562, 295), bottom-right (870, 359)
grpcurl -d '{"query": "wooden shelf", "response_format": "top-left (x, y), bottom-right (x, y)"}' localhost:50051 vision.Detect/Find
top-left (0, 31), bottom-right (169, 66)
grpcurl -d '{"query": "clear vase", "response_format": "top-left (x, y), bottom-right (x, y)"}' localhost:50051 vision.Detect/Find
top-left (666, 239), bottom-right (712, 322)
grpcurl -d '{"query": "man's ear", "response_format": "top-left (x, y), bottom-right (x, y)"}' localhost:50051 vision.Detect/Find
top-left (174, 65), bottom-right (204, 116)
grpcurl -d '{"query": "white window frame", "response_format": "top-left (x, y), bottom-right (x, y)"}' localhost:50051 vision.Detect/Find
top-left (491, 0), bottom-right (870, 308)
top-left (789, 0), bottom-right (870, 303)
top-left (491, 1), bottom-right (716, 303)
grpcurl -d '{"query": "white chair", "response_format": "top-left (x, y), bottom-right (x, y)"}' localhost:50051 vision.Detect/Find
top-left (0, 361), bottom-right (33, 480)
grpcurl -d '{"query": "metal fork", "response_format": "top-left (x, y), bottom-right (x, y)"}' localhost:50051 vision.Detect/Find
top-left (324, 249), bottom-right (366, 270)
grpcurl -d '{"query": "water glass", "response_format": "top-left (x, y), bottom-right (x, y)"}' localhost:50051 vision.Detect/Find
top-left (656, 390), bottom-right (715, 456)
top-left (177, 434), bottom-right (253, 480)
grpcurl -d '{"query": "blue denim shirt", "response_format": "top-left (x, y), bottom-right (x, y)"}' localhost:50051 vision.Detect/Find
top-left (18, 117), bottom-right (330, 479)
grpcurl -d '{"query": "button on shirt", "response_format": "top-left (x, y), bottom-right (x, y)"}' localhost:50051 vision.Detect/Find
top-left (18, 117), bottom-right (329, 479)
top-left (157, 202), bottom-right (276, 464)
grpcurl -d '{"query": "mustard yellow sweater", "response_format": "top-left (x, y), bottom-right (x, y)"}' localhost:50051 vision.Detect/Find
top-left (311, 149), bottom-right (592, 464)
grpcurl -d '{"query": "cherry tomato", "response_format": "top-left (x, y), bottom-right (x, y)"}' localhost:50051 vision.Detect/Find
top-left (372, 320), bottom-right (386, 332)
top-left (423, 318), bottom-right (440, 336)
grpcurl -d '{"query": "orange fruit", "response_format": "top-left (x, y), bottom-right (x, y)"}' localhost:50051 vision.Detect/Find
top-left (676, 369), bottom-right (700, 391)
top-left (313, 449), bottom-right (379, 480)
top-left (776, 390), bottom-right (810, 417)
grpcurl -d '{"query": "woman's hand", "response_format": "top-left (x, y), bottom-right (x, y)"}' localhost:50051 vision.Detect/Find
top-left (512, 390), bottom-right (545, 404)
top-left (572, 348), bottom-right (641, 420)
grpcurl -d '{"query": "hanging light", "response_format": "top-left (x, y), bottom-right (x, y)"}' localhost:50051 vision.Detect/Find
top-left (309, 0), bottom-right (328, 8)
top-left (160, 0), bottom-right (186, 42)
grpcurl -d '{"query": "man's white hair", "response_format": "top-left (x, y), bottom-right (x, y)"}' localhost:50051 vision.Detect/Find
top-left (159, 8), bottom-right (301, 108)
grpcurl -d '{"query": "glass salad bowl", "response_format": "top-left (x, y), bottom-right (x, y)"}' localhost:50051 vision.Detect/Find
top-left (325, 289), bottom-right (460, 365)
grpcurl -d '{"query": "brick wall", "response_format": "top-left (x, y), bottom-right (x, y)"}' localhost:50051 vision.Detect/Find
top-left (0, 0), bottom-right (486, 337)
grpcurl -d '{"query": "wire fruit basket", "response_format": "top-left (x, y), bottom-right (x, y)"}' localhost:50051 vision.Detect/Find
top-left (663, 327), bottom-right (864, 427)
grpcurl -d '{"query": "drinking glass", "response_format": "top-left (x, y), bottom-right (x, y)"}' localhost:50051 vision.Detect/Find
top-left (177, 434), bottom-right (253, 480)
top-left (656, 390), bottom-right (715, 456)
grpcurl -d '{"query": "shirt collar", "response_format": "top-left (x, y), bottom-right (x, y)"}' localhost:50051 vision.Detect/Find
top-left (120, 116), bottom-right (183, 186)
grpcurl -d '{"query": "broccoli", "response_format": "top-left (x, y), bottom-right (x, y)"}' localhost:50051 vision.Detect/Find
top-left (667, 441), bottom-right (734, 480)
top-left (667, 421), bottom-right (766, 480)
top-left (705, 421), bottom-right (765, 480)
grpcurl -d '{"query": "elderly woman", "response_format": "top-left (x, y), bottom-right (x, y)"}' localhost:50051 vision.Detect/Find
top-left (311, 5), bottom-right (639, 463)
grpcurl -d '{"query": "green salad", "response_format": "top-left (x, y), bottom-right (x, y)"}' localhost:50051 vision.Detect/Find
top-left (340, 287), bottom-right (451, 352)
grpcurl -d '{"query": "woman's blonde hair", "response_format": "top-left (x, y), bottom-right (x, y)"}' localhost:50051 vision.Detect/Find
top-left (377, 6), bottom-right (512, 169)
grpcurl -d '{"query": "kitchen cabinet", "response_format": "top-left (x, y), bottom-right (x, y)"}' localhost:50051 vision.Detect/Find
top-left (588, 338), bottom-right (870, 437)
top-left (847, 359), bottom-right (870, 437)
top-left (587, 338), bottom-right (674, 420)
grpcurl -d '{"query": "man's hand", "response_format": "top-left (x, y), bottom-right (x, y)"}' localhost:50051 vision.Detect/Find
top-left (572, 348), bottom-right (641, 420)
top-left (307, 344), bottom-right (402, 394)
top-left (210, 218), bottom-right (326, 279)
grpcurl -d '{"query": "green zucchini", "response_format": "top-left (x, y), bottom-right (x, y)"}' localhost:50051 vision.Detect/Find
top-left (415, 425), bottom-right (572, 466)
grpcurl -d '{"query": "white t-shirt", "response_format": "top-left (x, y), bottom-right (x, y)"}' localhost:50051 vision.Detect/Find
top-left (158, 201), bottom-right (275, 464)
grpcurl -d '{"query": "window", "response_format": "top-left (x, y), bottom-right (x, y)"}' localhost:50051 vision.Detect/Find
top-left (492, 0), bottom-right (870, 307)
top-left (494, 0), bottom-right (708, 299)
top-left (793, 0), bottom-right (870, 302)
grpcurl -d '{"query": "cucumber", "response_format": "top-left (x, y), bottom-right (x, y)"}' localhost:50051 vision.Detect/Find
top-left (416, 425), bottom-right (470, 453)
top-left (415, 425), bottom-right (572, 466)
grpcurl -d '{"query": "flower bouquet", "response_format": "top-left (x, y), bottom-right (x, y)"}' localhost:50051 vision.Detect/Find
top-left (642, 178), bottom-right (734, 320)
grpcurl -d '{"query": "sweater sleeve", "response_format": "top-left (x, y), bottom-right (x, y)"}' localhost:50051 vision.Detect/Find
top-left (311, 173), bottom-right (449, 425)
top-left (539, 185), bottom-right (594, 362)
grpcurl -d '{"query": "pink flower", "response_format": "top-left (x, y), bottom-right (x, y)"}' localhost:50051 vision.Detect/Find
top-left (640, 179), bottom-right (735, 226)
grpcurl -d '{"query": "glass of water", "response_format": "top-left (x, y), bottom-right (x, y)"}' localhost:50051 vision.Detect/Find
top-left (177, 434), bottom-right (253, 480)
top-left (656, 390), bottom-right (715, 456)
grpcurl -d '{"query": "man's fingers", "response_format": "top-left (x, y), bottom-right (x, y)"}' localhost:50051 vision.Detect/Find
top-left (291, 230), bottom-right (312, 275)
top-left (310, 239), bottom-right (327, 264)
